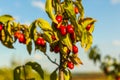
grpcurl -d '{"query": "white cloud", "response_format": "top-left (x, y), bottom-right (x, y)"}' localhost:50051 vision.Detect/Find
top-left (112, 40), bottom-right (120, 46)
top-left (111, 0), bottom-right (120, 4)
top-left (32, 0), bottom-right (45, 10)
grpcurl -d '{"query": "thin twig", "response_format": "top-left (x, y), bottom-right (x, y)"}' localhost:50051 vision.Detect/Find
top-left (44, 53), bottom-right (59, 66)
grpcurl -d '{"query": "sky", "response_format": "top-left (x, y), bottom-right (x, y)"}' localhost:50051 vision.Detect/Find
top-left (0, 0), bottom-right (120, 73)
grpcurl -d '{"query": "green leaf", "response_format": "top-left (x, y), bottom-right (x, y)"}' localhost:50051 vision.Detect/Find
top-left (1, 32), bottom-right (14, 49)
top-left (26, 62), bottom-right (44, 79)
top-left (37, 18), bottom-right (53, 31)
top-left (29, 21), bottom-right (37, 40)
top-left (26, 39), bottom-right (32, 55)
top-left (0, 14), bottom-right (14, 23)
top-left (13, 66), bottom-right (21, 80)
top-left (50, 70), bottom-right (57, 80)
top-left (45, 0), bottom-right (58, 24)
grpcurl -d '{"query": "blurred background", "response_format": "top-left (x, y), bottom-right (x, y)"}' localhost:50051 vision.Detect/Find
top-left (0, 0), bottom-right (120, 80)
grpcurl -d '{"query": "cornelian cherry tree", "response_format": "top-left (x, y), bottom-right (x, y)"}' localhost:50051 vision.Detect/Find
top-left (0, 0), bottom-right (96, 80)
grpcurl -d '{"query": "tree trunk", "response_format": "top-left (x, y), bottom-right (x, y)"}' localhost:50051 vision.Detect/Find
top-left (59, 68), bottom-right (64, 80)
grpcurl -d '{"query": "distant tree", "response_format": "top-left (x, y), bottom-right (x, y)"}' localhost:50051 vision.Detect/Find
top-left (88, 46), bottom-right (120, 80)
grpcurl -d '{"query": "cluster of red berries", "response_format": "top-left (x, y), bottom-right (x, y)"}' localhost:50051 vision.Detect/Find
top-left (55, 14), bottom-right (80, 69)
top-left (14, 31), bottom-right (26, 44)
top-left (56, 15), bottom-right (76, 43)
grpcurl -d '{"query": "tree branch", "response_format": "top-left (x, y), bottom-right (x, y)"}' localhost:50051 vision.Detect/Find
top-left (44, 53), bottom-right (59, 66)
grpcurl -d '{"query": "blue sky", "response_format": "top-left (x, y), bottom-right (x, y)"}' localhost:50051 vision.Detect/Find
top-left (0, 0), bottom-right (120, 73)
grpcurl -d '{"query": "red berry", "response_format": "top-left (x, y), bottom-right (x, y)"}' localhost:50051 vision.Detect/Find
top-left (51, 35), bottom-right (56, 41)
top-left (74, 7), bottom-right (79, 14)
top-left (54, 45), bottom-right (60, 53)
top-left (56, 15), bottom-right (62, 23)
top-left (72, 45), bottom-right (78, 54)
top-left (59, 25), bottom-right (67, 36)
top-left (14, 31), bottom-right (20, 39)
top-left (0, 24), bottom-right (3, 31)
top-left (86, 24), bottom-right (91, 31)
top-left (36, 37), bottom-right (46, 46)
top-left (67, 61), bottom-right (74, 69)
top-left (18, 33), bottom-right (26, 44)
top-left (66, 25), bottom-right (74, 34)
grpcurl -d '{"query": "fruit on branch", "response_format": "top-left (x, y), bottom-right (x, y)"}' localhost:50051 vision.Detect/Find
top-left (54, 45), bottom-right (60, 53)
top-left (72, 45), bottom-right (78, 54)
top-left (56, 15), bottom-right (63, 23)
top-left (67, 61), bottom-right (74, 69)
top-left (18, 33), bottom-right (26, 44)
top-left (66, 24), bottom-right (74, 34)
top-left (36, 37), bottom-right (46, 46)
top-left (0, 23), bottom-right (4, 31)
top-left (86, 24), bottom-right (91, 31)
top-left (59, 25), bottom-right (67, 36)
top-left (74, 7), bottom-right (79, 14)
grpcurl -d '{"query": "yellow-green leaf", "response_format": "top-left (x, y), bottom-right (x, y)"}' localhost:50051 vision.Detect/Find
top-left (64, 70), bottom-right (71, 80)
top-left (26, 62), bottom-right (44, 79)
top-left (81, 17), bottom-right (96, 30)
top-left (45, 0), bottom-right (57, 24)
top-left (0, 14), bottom-right (14, 23)
top-left (61, 34), bottom-right (72, 51)
top-left (85, 33), bottom-right (93, 51)
top-left (37, 18), bottom-right (53, 31)
top-left (70, 55), bottom-right (83, 65)
top-left (42, 31), bottom-right (53, 43)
